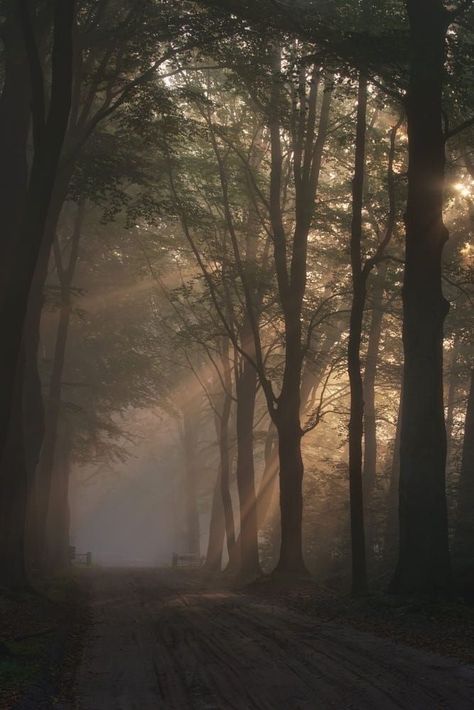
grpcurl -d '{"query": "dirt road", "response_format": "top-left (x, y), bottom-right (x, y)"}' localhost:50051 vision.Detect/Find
top-left (72, 568), bottom-right (474, 709)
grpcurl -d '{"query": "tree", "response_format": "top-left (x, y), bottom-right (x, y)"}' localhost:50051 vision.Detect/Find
top-left (34, 199), bottom-right (85, 570)
top-left (0, 2), bottom-right (30, 295)
top-left (347, 75), bottom-right (401, 593)
top-left (392, 0), bottom-right (461, 596)
top-left (0, 0), bottom-right (75, 588)
top-left (453, 368), bottom-right (474, 595)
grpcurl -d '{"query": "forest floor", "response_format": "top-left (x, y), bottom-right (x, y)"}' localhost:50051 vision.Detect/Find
top-left (247, 573), bottom-right (474, 664)
top-left (67, 567), bottom-right (474, 710)
top-left (0, 576), bottom-right (85, 710)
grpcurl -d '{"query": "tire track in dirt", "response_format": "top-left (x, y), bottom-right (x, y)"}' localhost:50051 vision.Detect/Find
top-left (72, 568), bottom-right (474, 710)
top-left (165, 589), bottom-right (472, 709)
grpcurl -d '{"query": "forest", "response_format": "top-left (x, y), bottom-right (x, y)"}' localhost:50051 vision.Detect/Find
top-left (0, 0), bottom-right (473, 708)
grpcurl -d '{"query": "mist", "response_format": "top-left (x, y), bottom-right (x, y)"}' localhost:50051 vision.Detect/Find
top-left (1, 1), bottom-right (473, 708)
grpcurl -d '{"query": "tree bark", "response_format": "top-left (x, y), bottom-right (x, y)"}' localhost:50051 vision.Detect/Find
top-left (274, 344), bottom-right (306, 576)
top-left (0, 0), bottom-right (75, 467)
top-left (362, 263), bottom-right (387, 569)
top-left (347, 72), bottom-right (369, 595)
top-left (384, 376), bottom-right (403, 565)
top-left (363, 262), bottom-right (387, 496)
top-left (235, 344), bottom-right (260, 579)
top-left (453, 369), bottom-right (474, 581)
top-left (22, 162), bottom-right (77, 573)
top-left (268, 55), bottom-right (333, 578)
top-left (256, 424), bottom-right (278, 532)
top-left (445, 340), bottom-right (459, 455)
top-left (275, 408), bottom-right (305, 576)
top-left (44, 420), bottom-right (72, 573)
top-left (218, 395), bottom-right (239, 571)
top-left (392, 0), bottom-right (452, 595)
top-left (34, 199), bottom-right (84, 569)
top-left (0, 4), bottom-right (32, 587)
top-left (204, 464), bottom-right (226, 573)
top-left (0, 3), bottom-right (30, 292)
top-left (0, 348), bottom-right (29, 587)
top-left (216, 344), bottom-right (238, 571)
top-left (182, 408), bottom-right (201, 556)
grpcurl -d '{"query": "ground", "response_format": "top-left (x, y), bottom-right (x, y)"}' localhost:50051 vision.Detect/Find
top-left (68, 568), bottom-right (474, 710)
top-left (0, 577), bottom-right (83, 710)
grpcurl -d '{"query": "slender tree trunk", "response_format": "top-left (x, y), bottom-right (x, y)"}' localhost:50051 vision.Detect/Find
top-left (182, 408), bottom-right (201, 556)
top-left (453, 369), bottom-right (474, 585)
top-left (347, 72), bottom-right (369, 595)
top-left (204, 464), bottom-right (225, 573)
top-left (256, 424), bottom-right (278, 530)
top-left (392, 0), bottom-right (451, 595)
top-left (44, 421), bottom-right (72, 573)
top-left (219, 395), bottom-right (238, 571)
top-left (363, 264), bottom-right (387, 569)
top-left (235, 354), bottom-right (260, 579)
top-left (384, 377), bottom-right (403, 565)
top-left (445, 341), bottom-right (458, 455)
top-left (23, 322), bottom-right (46, 573)
top-left (363, 262), bottom-right (387, 495)
top-left (233, 421), bottom-right (279, 570)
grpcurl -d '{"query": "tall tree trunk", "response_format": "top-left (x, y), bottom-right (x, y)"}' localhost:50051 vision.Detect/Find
top-left (363, 262), bottom-right (387, 496)
top-left (0, 6), bottom-right (32, 588)
top-left (0, 0), bottom-right (75, 467)
top-left (384, 376), bottom-right (403, 565)
top-left (445, 340), bottom-right (459, 455)
top-left (256, 424), bottom-right (278, 531)
top-left (44, 420), bottom-right (72, 573)
top-left (0, 349), bottom-right (29, 587)
top-left (235, 353), bottom-right (260, 579)
top-left (212, 341), bottom-right (238, 570)
top-left (217, 387), bottom-right (238, 571)
top-left (363, 263), bottom-right (387, 569)
top-left (274, 343), bottom-right (306, 576)
top-left (392, 0), bottom-right (451, 595)
top-left (182, 408), bottom-right (201, 556)
top-left (0, 3), bottom-right (30, 291)
top-left (24, 171), bottom-right (76, 572)
top-left (23, 320), bottom-right (46, 573)
top-left (234, 422), bottom-right (279, 568)
top-left (240, 329), bottom-right (341, 559)
top-left (275, 413), bottom-right (305, 576)
top-left (204, 464), bottom-right (225, 573)
top-left (34, 199), bottom-right (83, 569)
top-left (347, 72), bottom-right (369, 595)
top-left (268, 59), bottom-right (333, 578)
top-left (453, 369), bottom-right (474, 588)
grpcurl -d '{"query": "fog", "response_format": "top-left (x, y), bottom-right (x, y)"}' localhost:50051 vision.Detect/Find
top-left (2, 4), bottom-right (474, 707)
top-left (0, 0), bottom-right (472, 602)
top-left (71, 407), bottom-right (210, 568)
